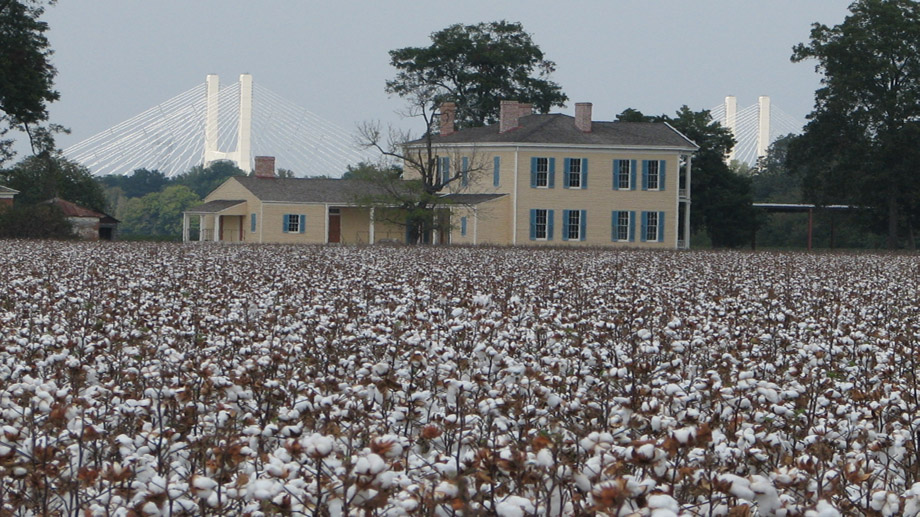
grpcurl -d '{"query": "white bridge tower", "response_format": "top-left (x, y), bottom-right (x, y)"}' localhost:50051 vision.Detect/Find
top-left (722, 95), bottom-right (772, 165)
top-left (204, 74), bottom-right (252, 172)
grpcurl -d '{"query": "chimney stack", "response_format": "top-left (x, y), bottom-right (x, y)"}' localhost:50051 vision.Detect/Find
top-left (254, 156), bottom-right (276, 178)
top-left (439, 102), bottom-right (457, 136)
top-left (575, 103), bottom-right (592, 132)
top-left (518, 103), bottom-right (533, 120)
top-left (499, 100), bottom-right (522, 133)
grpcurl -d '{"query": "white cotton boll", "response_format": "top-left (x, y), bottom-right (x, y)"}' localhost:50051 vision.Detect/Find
top-left (805, 500), bottom-right (841, 517)
top-left (648, 493), bottom-right (679, 512)
top-left (750, 475), bottom-right (780, 513)
top-left (536, 448), bottom-right (554, 467)
top-left (637, 329), bottom-right (652, 340)
top-left (434, 480), bottom-right (458, 499)
top-left (192, 475), bottom-right (218, 492)
top-left (673, 428), bottom-right (694, 444)
top-left (496, 496), bottom-right (535, 517)
top-left (718, 474), bottom-right (754, 501)
top-left (355, 453), bottom-right (387, 476)
top-left (141, 501), bottom-right (160, 515)
top-left (247, 479), bottom-right (278, 500)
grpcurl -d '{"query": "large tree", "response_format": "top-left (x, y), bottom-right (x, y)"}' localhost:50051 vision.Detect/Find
top-left (790, 0), bottom-right (920, 248)
top-left (0, 153), bottom-right (106, 211)
top-left (0, 0), bottom-right (61, 165)
top-left (386, 20), bottom-right (567, 129)
top-left (619, 107), bottom-right (759, 248)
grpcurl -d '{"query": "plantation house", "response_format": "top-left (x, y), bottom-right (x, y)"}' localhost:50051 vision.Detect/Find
top-left (185, 102), bottom-right (698, 247)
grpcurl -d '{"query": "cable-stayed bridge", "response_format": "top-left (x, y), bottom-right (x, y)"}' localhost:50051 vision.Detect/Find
top-left (709, 96), bottom-right (805, 166)
top-left (63, 75), bottom-right (803, 178)
top-left (63, 74), bottom-right (376, 178)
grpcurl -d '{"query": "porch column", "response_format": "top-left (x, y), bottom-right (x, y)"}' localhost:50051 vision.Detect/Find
top-left (213, 215), bottom-right (221, 242)
top-left (683, 155), bottom-right (692, 249)
top-left (369, 207), bottom-right (376, 244)
top-left (182, 213), bottom-right (190, 242)
top-left (473, 208), bottom-right (479, 245)
top-left (198, 215), bottom-right (205, 242)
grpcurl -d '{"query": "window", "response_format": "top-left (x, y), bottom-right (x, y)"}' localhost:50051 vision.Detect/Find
top-left (250, 213), bottom-right (257, 233)
top-left (562, 209), bottom-right (586, 241)
top-left (283, 214), bottom-right (304, 234)
top-left (438, 156), bottom-right (450, 184)
top-left (646, 160), bottom-right (659, 190)
top-left (641, 211), bottom-right (665, 242)
top-left (461, 157), bottom-right (469, 187)
top-left (493, 156), bottom-right (501, 187)
top-left (529, 208), bottom-right (554, 240)
top-left (612, 211), bottom-right (633, 242)
top-left (530, 157), bottom-right (555, 188)
top-left (460, 216), bottom-right (468, 236)
top-left (535, 158), bottom-right (549, 187)
top-left (567, 158), bottom-right (581, 188)
top-left (614, 159), bottom-right (634, 190)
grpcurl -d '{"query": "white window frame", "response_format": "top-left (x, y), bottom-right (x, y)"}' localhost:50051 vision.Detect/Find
top-left (617, 160), bottom-right (631, 190)
top-left (616, 211), bottom-right (630, 241)
top-left (567, 159), bottom-right (581, 188)
top-left (534, 209), bottom-right (548, 240)
top-left (287, 214), bottom-right (301, 233)
top-left (646, 211), bottom-right (658, 242)
top-left (535, 158), bottom-right (549, 188)
top-left (647, 160), bottom-right (660, 190)
top-left (567, 210), bottom-right (581, 240)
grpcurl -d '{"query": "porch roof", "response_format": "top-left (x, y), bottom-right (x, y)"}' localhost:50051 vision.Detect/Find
top-left (185, 200), bottom-right (246, 214)
top-left (440, 193), bottom-right (508, 205)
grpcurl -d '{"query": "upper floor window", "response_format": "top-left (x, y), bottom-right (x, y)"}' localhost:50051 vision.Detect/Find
top-left (642, 160), bottom-right (666, 191)
top-left (438, 156), bottom-right (450, 184)
top-left (647, 160), bottom-right (659, 190)
top-left (535, 158), bottom-right (549, 187)
top-left (530, 157), bottom-right (555, 188)
top-left (567, 159), bottom-right (581, 188)
top-left (614, 159), bottom-right (635, 190)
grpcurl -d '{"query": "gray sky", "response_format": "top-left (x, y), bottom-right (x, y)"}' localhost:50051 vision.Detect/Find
top-left (33, 1), bottom-right (852, 157)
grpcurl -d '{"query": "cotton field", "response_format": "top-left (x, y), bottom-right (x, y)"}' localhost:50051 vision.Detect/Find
top-left (1, 242), bottom-right (920, 517)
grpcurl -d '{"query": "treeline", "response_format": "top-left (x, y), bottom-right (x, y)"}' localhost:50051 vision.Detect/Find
top-left (100, 161), bottom-right (246, 239)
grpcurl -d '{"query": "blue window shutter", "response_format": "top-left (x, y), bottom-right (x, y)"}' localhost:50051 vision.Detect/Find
top-left (580, 210), bottom-right (587, 241)
top-left (529, 209), bottom-right (536, 240)
top-left (630, 160), bottom-right (637, 190)
top-left (629, 211), bottom-right (636, 242)
top-left (563, 158), bottom-right (571, 189)
top-left (282, 214), bottom-right (289, 233)
top-left (658, 211), bottom-right (665, 242)
top-left (641, 160), bottom-right (649, 191)
top-left (581, 158), bottom-right (588, 189)
top-left (640, 211), bottom-right (648, 242)
top-left (461, 216), bottom-right (467, 236)
top-left (548, 158), bottom-right (556, 188)
top-left (493, 156), bottom-right (500, 187)
top-left (659, 160), bottom-right (666, 190)
top-left (547, 210), bottom-right (554, 240)
top-left (562, 210), bottom-right (570, 241)
top-left (251, 213), bottom-right (256, 232)
top-left (461, 157), bottom-right (469, 187)
top-left (530, 157), bottom-right (537, 188)
top-left (613, 160), bottom-right (620, 189)
top-left (299, 214), bottom-right (306, 233)
top-left (611, 211), bottom-right (618, 241)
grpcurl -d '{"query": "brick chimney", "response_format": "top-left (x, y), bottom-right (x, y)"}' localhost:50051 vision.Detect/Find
top-left (575, 102), bottom-right (592, 132)
top-left (499, 100), bottom-right (522, 133)
top-left (518, 103), bottom-right (533, 120)
top-left (254, 156), bottom-right (276, 178)
top-left (439, 102), bottom-right (457, 136)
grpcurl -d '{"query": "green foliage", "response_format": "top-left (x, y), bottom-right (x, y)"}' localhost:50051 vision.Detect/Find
top-left (619, 106), bottom-right (759, 248)
top-left (99, 168), bottom-right (169, 198)
top-left (751, 134), bottom-right (801, 204)
top-left (342, 161), bottom-right (402, 180)
top-left (0, 202), bottom-right (72, 238)
top-left (791, 0), bottom-right (920, 248)
top-left (387, 20), bottom-right (567, 128)
top-left (0, 153), bottom-right (107, 212)
top-left (0, 1), bottom-right (60, 164)
top-left (173, 161), bottom-right (244, 198)
top-left (118, 185), bottom-right (199, 238)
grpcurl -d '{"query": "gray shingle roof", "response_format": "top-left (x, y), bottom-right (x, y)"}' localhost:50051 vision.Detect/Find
top-left (186, 199), bottom-right (246, 213)
top-left (0, 185), bottom-right (19, 194)
top-left (413, 114), bottom-right (698, 149)
top-left (234, 177), bottom-right (389, 204)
